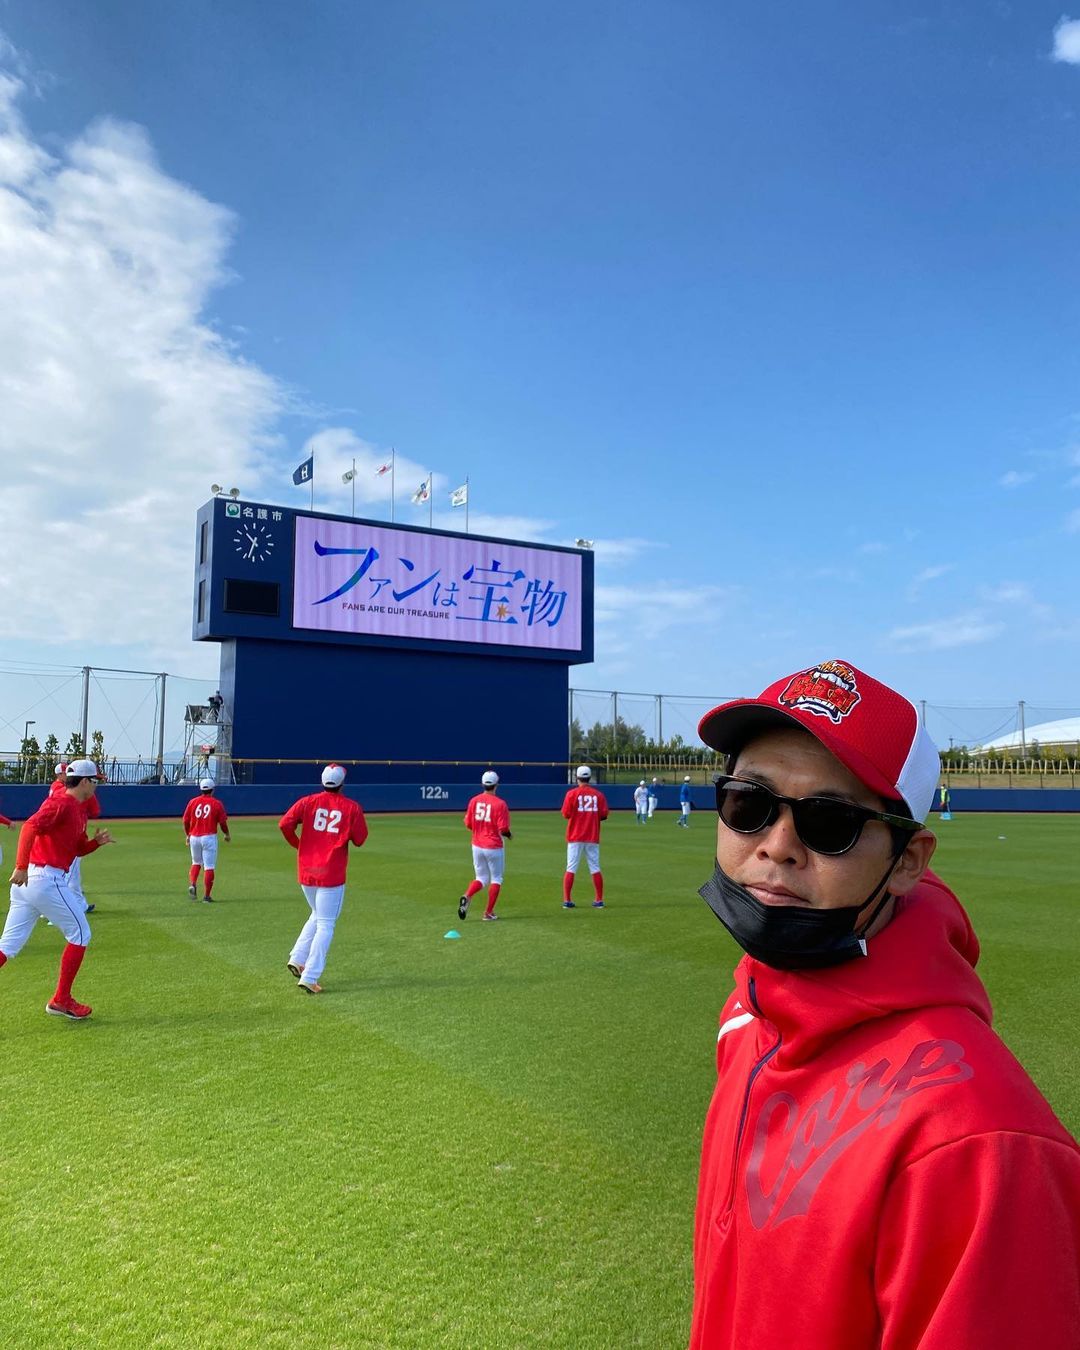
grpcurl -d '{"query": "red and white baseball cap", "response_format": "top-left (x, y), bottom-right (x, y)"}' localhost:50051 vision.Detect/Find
top-left (698, 659), bottom-right (940, 823)
top-left (54, 762), bottom-right (67, 776)
top-left (321, 763), bottom-right (346, 788)
top-left (199, 777), bottom-right (215, 791)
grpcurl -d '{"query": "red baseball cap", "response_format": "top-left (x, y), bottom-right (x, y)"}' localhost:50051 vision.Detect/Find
top-left (698, 659), bottom-right (940, 823)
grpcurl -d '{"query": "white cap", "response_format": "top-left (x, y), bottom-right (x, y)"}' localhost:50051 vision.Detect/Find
top-left (321, 763), bottom-right (346, 787)
top-left (576, 765), bottom-right (592, 780)
top-left (639, 780), bottom-right (646, 786)
top-left (66, 758), bottom-right (100, 780)
top-left (199, 778), bottom-right (215, 791)
top-left (54, 763), bottom-right (67, 776)
top-left (684, 775), bottom-right (691, 782)
top-left (481, 770), bottom-right (499, 787)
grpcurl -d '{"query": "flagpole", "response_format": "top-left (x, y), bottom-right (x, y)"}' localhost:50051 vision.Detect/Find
top-left (350, 457), bottom-right (355, 516)
top-left (465, 476), bottom-right (469, 534)
top-left (428, 470), bottom-right (433, 528)
top-left (310, 455), bottom-right (314, 511)
top-left (391, 448), bottom-right (396, 524)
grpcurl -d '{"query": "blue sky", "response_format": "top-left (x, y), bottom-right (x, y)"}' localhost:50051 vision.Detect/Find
top-left (1, 1), bottom-right (1079, 753)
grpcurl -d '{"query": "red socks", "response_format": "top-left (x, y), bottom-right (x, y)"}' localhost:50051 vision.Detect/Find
top-left (189, 864), bottom-right (201, 885)
top-left (204, 868), bottom-right (215, 897)
top-left (563, 871), bottom-right (575, 902)
top-left (465, 880), bottom-right (483, 899)
top-left (485, 883), bottom-right (501, 917)
top-left (593, 872), bottom-right (604, 902)
top-left (0, 951), bottom-right (7, 969)
top-left (54, 942), bottom-right (86, 1003)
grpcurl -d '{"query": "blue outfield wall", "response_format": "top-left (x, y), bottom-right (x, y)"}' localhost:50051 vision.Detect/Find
top-left (2, 784), bottom-right (1080, 820)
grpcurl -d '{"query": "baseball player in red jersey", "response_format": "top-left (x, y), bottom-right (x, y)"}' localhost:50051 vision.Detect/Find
top-left (458, 770), bottom-right (512, 922)
top-left (278, 763), bottom-right (368, 994)
top-left (50, 761), bottom-right (100, 913)
top-left (0, 759), bottom-right (114, 1019)
top-left (561, 765), bottom-right (609, 909)
top-left (183, 778), bottom-right (231, 902)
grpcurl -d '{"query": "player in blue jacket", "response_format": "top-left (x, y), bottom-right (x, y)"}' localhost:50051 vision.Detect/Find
top-left (678, 775), bottom-right (692, 828)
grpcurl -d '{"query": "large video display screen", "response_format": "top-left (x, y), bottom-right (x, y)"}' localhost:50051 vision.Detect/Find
top-left (292, 516), bottom-right (583, 653)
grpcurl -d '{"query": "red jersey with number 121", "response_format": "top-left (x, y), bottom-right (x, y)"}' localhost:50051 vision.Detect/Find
top-left (561, 784), bottom-right (609, 843)
top-left (278, 790), bottom-right (368, 886)
top-left (464, 793), bottom-right (510, 849)
top-left (183, 795), bottom-right (229, 837)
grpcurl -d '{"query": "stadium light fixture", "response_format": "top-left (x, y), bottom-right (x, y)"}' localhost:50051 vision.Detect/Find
top-left (574, 538), bottom-right (594, 550)
top-left (211, 484), bottom-right (222, 496)
top-left (228, 488), bottom-right (240, 499)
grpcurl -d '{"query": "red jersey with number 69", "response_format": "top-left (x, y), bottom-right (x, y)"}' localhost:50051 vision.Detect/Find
top-left (278, 790), bottom-right (368, 886)
top-left (183, 795), bottom-right (229, 837)
top-left (464, 793), bottom-right (510, 849)
top-left (561, 784), bottom-right (609, 843)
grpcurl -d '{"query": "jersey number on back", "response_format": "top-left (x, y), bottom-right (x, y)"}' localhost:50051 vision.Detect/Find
top-left (578, 794), bottom-right (598, 813)
top-left (194, 803), bottom-right (212, 820)
top-left (313, 808), bottom-right (342, 834)
top-left (474, 802), bottom-right (492, 822)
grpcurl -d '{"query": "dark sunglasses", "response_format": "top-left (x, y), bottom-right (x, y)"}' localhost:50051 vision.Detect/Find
top-left (714, 775), bottom-right (919, 857)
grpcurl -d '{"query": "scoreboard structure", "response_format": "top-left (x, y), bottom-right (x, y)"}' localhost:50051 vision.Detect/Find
top-left (192, 497), bottom-right (594, 782)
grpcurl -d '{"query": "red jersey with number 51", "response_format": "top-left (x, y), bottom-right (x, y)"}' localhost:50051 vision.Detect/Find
top-left (561, 784), bottom-right (609, 843)
top-left (183, 795), bottom-right (229, 837)
top-left (278, 790), bottom-right (368, 886)
top-left (464, 792), bottom-right (510, 849)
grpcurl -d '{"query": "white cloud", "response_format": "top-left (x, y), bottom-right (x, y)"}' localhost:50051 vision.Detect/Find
top-left (857, 541), bottom-right (887, 555)
top-left (0, 62), bottom-right (284, 666)
top-left (594, 582), bottom-right (738, 643)
top-left (887, 613), bottom-right (1004, 651)
top-left (983, 581), bottom-right (1033, 604)
top-left (1052, 17), bottom-right (1080, 63)
top-left (998, 470), bottom-right (1034, 488)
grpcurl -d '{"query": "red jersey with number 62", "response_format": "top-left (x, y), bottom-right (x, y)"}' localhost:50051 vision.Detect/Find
top-left (278, 790), bottom-right (368, 886)
top-left (183, 795), bottom-right (229, 837)
top-left (561, 785), bottom-right (609, 843)
top-left (464, 793), bottom-right (510, 849)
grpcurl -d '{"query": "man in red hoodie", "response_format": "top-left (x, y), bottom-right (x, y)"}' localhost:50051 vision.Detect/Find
top-left (690, 660), bottom-right (1080, 1349)
top-left (278, 763), bottom-right (367, 994)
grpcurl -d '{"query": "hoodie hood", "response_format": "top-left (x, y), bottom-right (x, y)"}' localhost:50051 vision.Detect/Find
top-left (734, 870), bottom-right (988, 1068)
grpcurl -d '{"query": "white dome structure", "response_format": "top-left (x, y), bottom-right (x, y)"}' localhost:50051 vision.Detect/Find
top-left (975, 716), bottom-right (1080, 752)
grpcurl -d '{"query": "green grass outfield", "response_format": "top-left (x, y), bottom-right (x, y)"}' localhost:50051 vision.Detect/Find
top-left (0, 809), bottom-right (1077, 1349)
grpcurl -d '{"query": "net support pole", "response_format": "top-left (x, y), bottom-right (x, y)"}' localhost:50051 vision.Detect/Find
top-left (156, 673), bottom-right (167, 782)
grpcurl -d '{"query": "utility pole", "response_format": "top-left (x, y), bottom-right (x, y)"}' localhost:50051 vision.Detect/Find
top-left (156, 673), bottom-right (168, 782)
top-left (1018, 700), bottom-right (1026, 759)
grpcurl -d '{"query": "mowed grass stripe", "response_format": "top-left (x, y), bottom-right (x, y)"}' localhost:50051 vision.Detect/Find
top-left (0, 809), bottom-right (1075, 1347)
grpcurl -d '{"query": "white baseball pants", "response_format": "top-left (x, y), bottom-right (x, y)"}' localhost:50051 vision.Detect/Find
top-left (647, 798), bottom-right (657, 818)
top-left (566, 842), bottom-right (601, 875)
top-left (290, 884), bottom-right (345, 983)
top-left (471, 845), bottom-right (505, 885)
top-left (189, 836), bottom-right (219, 868)
top-left (1, 865), bottom-right (91, 956)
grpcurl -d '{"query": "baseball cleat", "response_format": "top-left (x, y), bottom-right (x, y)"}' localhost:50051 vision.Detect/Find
top-left (84, 904), bottom-right (96, 914)
top-left (482, 912), bottom-right (499, 921)
top-left (286, 962), bottom-right (304, 978)
top-left (562, 900), bottom-right (576, 909)
top-left (188, 885), bottom-right (197, 898)
top-left (46, 998), bottom-right (92, 1020)
top-left (201, 896), bottom-right (214, 903)
top-left (297, 979), bottom-right (323, 994)
top-left (457, 895), bottom-right (470, 920)
top-left (592, 900), bottom-right (605, 908)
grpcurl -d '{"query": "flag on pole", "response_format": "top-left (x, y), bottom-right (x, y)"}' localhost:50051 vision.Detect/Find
top-left (411, 476), bottom-right (431, 505)
top-left (375, 461), bottom-right (392, 477)
top-left (292, 455), bottom-right (314, 485)
top-left (450, 483), bottom-right (468, 508)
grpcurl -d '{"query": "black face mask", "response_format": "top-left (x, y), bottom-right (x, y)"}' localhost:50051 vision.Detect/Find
top-left (697, 858), bottom-right (900, 971)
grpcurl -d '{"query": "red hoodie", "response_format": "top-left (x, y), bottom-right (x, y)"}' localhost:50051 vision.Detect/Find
top-left (691, 871), bottom-right (1080, 1350)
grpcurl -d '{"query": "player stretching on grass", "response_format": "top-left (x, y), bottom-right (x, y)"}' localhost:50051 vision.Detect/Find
top-left (183, 778), bottom-right (231, 902)
top-left (458, 770), bottom-right (512, 922)
top-left (279, 764), bottom-right (367, 994)
top-left (0, 759), bottom-right (114, 1020)
top-left (561, 765), bottom-right (608, 909)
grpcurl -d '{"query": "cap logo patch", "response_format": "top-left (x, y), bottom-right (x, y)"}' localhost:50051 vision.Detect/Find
top-left (778, 660), bottom-right (861, 725)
